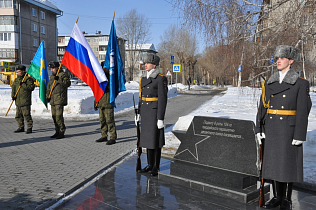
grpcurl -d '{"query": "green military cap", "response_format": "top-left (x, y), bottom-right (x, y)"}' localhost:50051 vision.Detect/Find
top-left (16, 65), bottom-right (26, 71)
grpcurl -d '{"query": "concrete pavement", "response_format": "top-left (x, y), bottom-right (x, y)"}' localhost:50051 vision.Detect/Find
top-left (0, 91), bottom-right (223, 209)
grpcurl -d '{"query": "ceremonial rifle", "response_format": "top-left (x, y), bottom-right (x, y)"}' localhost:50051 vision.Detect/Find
top-left (258, 108), bottom-right (265, 207)
top-left (133, 94), bottom-right (142, 172)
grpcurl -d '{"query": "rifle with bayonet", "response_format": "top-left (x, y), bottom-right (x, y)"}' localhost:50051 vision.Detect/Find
top-left (133, 94), bottom-right (142, 172)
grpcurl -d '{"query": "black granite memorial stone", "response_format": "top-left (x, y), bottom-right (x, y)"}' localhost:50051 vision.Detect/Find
top-left (172, 116), bottom-right (259, 176)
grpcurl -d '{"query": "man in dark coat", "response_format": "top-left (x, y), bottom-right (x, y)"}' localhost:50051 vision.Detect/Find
top-left (135, 53), bottom-right (168, 176)
top-left (46, 61), bottom-right (71, 139)
top-left (256, 45), bottom-right (312, 210)
top-left (94, 61), bottom-right (117, 145)
top-left (11, 65), bottom-right (35, 134)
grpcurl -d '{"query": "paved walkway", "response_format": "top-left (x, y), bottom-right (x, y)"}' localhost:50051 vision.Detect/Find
top-left (0, 91), bottom-right (223, 210)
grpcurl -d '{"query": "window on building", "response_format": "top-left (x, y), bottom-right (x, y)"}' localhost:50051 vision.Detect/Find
top-left (41, 26), bottom-right (45, 34)
top-left (0, 33), bottom-right (3, 41)
top-left (32, 8), bottom-right (37, 17)
top-left (33, 23), bottom-right (37, 32)
top-left (0, 0), bottom-right (13, 8)
top-left (40, 11), bottom-right (45, 19)
top-left (94, 37), bottom-right (98, 43)
top-left (0, 33), bottom-right (11, 42)
top-left (33, 39), bottom-right (38, 47)
top-left (0, 16), bottom-right (16, 25)
top-left (3, 33), bottom-right (7, 41)
top-left (94, 47), bottom-right (98, 52)
top-left (86, 38), bottom-right (90, 42)
top-left (99, 46), bottom-right (107, 51)
top-left (100, 55), bottom-right (106, 60)
top-left (65, 37), bottom-right (70, 43)
top-left (58, 38), bottom-right (64, 43)
top-left (7, 32), bottom-right (11, 41)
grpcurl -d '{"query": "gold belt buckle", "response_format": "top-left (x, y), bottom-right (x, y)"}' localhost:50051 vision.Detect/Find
top-left (273, 110), bottom-right (277, 114)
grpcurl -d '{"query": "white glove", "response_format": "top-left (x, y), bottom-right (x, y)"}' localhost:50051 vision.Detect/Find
top-left (157, 120), bottom-right (164, 129)
top-left (292, 139), bottom-right (304, 146)
top-left (134, 114), bottom-right (140, 126)
top-left (256, 133), bottom-right (265, 145)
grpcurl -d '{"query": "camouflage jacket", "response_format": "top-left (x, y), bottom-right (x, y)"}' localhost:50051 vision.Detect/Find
top-left (96, 69), bottom-right (113, 109)
top-left (46, 71), bottom-right (71, 106)
top-left (11, 73), bottom-right (35, 107)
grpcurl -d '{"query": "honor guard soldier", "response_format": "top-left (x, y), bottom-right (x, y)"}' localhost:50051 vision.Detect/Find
top-left (94, 61), bottom-right (117, 145)
top-left (135, 53), bottom-right (168, 176)
top-left (256, 45), bottom-right (312, 210)
top-left (11, 65), bottom-right (35, 134)
top-left (46, 61), bottom-right (71, 139)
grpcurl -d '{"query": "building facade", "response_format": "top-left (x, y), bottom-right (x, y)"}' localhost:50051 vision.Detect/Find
top-left (57, 32), bottom-right (126, 78)
top-left (0, 0), bottom-right (62, 72)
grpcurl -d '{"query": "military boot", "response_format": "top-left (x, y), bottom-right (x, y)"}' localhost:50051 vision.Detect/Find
top-left (96, 137), bottom-right (107, 142)
top-left (106, 139), bottom-right (116, 145)
top-left (151, 148), bottom-right (161, 176)
top-left (50, 132), bottom-right (59, 138)
top-left (56, 133), bottom-right (65, 139)
top-left (138, 149), bottom-right (155, 173)
top-left (14, 127), bottom-right (24, 133)
top-left (26, 128), bottom-right (32, 134)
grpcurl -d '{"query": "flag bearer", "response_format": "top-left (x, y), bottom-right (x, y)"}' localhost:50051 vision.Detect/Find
top-left (11, 65), bottom-right (35, 134)
top-left (46, 61), bottom-right (71, 139)
top-left (135, 53), bottom-right (168, 176)
top-left (256, 45), bottom-right (312, 210)
top-left (94, 61), bottom-right (117, 145)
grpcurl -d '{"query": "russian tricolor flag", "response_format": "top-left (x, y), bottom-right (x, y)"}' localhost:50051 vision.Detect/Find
top-left (61, 23), bottom-right (108, 102)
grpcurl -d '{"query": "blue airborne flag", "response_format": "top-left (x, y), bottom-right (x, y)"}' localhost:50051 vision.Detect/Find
top-left (104, 20), bottom-right (126, 107)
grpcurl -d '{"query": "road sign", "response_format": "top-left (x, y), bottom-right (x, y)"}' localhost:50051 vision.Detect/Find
top-left (171, 55), bottom-right (174, 64)
top-left (270, 54), bottom-right (274, 64)
top-left (166, 70), bottom-right (171, 76)
top-left (238, 65), bottom-right (241, 72)
top-left (3, 61), bottom-right (10, 69)
top-left (173, 64), bottom-right (181, 73)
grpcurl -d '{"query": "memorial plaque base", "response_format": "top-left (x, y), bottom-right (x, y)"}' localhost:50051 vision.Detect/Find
top-left (159, 159), bottom-right (269, 203)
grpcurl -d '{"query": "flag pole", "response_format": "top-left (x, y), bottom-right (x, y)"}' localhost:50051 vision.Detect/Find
top-left (5, 73), bottom-right (28, 116)
top-left (48, 17), bottom-right (79, 100)
top-left (113, 11), bottom-right (115, 20)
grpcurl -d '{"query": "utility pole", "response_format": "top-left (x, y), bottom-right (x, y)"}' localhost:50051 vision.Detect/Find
top-left (238, 46), bottom-right (244, 87)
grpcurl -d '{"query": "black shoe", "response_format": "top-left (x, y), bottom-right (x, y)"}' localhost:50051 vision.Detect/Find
top-left (280, 198), bottom-right (292, 210)
top-left (138, 165), bottom-right (153, 173)
top-left (50, 132), bottom-right (59, 138)
top-left (96, 137), bottom-right (107, 142)
top-left (150, 166), bottom-right (159, 176)
top-left (26, 128), bottom-right (32, 134)
top-left (14, 127), bottom-right (24, 133)
top-left (263, 197), bottom-right (282, 209)
top-left (56, 133), bottom-right (65, 139)
top-left (106, 139), bottom-right (116, 145)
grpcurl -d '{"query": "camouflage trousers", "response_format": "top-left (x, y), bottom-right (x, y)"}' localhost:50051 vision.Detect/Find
top-left (99, 108), bottom-right (117, 140)
top-left (51, 105), bottom-right (66, 134)
top-left (15, 105), bottom-right (33, 129)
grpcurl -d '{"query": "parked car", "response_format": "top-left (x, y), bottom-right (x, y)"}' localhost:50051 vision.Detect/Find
top-left (70, 77), bottom-right (79, 85)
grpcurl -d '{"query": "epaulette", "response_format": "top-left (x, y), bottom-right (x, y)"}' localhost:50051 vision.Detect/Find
top-left (159, 73), bottom-right (165, 77)
top-left (299, 77), bottom-right (307, 81)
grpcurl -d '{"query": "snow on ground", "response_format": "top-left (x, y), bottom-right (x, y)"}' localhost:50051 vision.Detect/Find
top-left (1, 83), bottom-right (316, 184)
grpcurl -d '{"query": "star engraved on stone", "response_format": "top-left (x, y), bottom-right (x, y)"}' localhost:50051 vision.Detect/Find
top-left (174, 121), bottom-right (209, 161)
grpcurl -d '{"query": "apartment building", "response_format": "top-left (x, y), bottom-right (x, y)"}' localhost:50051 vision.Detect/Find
top-left (57, 32), bottom-right (126, 76)
top-left (0, 0), bottom-right (62, 72)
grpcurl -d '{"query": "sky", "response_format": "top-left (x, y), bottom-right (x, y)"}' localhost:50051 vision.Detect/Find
top-left (1, 83), bottom-right (315, 184)
top-left (53, 0), bottom-right (181, 51)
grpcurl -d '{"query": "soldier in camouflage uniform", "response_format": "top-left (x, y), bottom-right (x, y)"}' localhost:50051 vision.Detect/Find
top-left (46, 61), bottom-right (71, 139)
top-left (94, 61), bottom-right (117, 145)
top-left (11, 65), bottom-right (35, 134)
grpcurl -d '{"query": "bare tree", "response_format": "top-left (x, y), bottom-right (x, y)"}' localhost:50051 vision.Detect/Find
top-left (116, 9), bottom-right (152, 81)
top-left (158, 24), bottom-right (198, 84)
top-left (170, 0), bottom-right (316, 85)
